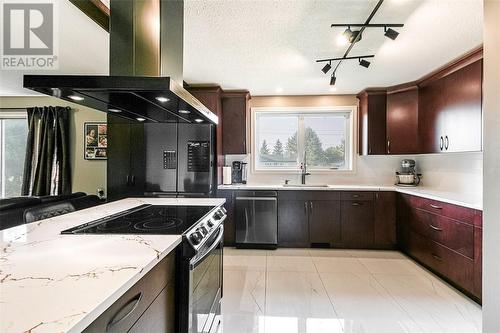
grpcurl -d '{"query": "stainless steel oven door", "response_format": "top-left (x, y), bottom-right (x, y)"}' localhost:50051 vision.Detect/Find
top-left (189, 225), bottom-right (223, 333)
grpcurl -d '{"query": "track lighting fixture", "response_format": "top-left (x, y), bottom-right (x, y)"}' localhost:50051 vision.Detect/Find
top-left (384, 27), bottom-right (399, 40)
top-left (330, 75), bottom-right (337, 86)
top-left (359, 59), bottom-right (371, 68)
top-left (342, 27), bottom-right (362, 43)
top-left (322, 62), bottom-right (332, 74)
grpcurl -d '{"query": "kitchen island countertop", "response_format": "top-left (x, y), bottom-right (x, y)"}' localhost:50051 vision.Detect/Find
top-left (0, 197), bottom-right (225, 333)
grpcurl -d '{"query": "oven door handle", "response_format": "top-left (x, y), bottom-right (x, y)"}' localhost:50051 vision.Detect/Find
top-left (190, 225), bottom-right (224, 269)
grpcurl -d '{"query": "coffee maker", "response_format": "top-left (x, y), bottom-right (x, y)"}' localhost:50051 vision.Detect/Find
top-left (232, 161), bottom-right (243, 184)
top-left (395, 159), bottom-right (421, 186)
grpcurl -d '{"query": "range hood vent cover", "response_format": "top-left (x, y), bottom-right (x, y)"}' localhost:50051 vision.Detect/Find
top-left (23, 75), bottom-right (218, 124)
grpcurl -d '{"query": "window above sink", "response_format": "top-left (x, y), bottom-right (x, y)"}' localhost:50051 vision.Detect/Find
top-left (252, 106), bottom-right (355, 172)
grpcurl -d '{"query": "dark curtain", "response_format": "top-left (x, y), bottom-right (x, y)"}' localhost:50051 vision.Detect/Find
top-left (21, 106), bottom-right (71, 196)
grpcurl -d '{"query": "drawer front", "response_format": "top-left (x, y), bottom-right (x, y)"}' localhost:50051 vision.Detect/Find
top-left (83, 252), bottom-right (176, 333)
top-left (424, 240), bottom-right (474, 293)
top-left (341, 191), bottom-right (374, 201)
top-left (402, 229), bottom-right (474, 294)
top-left (408, 208), bottom-right (474, 258)
top-left (278, 190), bottom-right (340, 201)
top-left (401, 194), bottom-right (474, 224)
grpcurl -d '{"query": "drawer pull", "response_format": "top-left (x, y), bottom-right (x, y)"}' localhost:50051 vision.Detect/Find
top-left (429, 204), bottom-right (443, 210)
top-left (431, 254), bottom-right (443, 261)
top-left (352, 202), bottom-right (362, 206)
top-left (429, 224), bottom-right (443, 232)
top-left (106, 292), bottom-right (143, 331)
top-left (352, 194), bottom-right (360, 198)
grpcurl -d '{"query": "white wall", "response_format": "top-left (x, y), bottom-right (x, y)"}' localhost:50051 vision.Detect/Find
top-left (482, 0), bottom-right (500, 331)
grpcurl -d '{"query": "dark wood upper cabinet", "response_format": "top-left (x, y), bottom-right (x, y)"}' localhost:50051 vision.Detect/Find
top-left (358, 47), bottom-right (482, 156)
top-left (419, 56), bottom-right (483, 153)
top-left (357, 90), bottom-right (387, 155)
top-left (386, 87), bottom-right (419, 154)
top-left (221, 91), bottom-right (250, 155)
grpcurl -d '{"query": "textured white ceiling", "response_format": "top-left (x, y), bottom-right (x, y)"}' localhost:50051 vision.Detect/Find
top-left (183, 0), bottom-right (483, 95)
top-left (0, 0), bottom-right (483, 96)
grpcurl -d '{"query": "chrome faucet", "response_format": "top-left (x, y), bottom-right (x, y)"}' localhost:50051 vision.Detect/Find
top-left (300, 152), bottom-right (311, 185)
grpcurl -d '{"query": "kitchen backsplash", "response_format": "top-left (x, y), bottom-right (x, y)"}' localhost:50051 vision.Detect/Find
top-left (224, 152), bottom-right (483, 198)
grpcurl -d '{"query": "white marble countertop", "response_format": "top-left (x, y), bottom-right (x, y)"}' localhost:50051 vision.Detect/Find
top-left (0, 197), bottom-right (225, 333)
top-left (218, 184), bottom-right (482, 210)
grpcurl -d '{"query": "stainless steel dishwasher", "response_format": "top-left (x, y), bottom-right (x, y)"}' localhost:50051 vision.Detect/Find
top-left (234, 191), bottom-right (278, 249)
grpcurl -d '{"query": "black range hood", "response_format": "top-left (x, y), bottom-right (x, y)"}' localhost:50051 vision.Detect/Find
top-left (23, 75), bottom-right (218, 124)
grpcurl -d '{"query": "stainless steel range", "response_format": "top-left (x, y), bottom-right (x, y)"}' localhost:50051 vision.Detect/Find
top-left (61, 203), bottom-right (226, 333)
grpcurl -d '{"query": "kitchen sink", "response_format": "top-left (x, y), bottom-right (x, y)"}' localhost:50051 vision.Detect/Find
top-left (282, 184), bottom-right (329, 188)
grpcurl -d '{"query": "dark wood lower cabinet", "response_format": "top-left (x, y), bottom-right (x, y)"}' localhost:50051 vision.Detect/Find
top-left (278, 199), bottom-right (309, 247)
top-left (309, 200), bottom-right (341, 245)
top-left (217, 190), bottom-right (235, 246)
top-left (340, 200), bottom-right (374, 248)
top-left (398, 193), bottom-right (482, 302)
top-left (374, 191), bottom-right (397, 248)
top-left (83, 251), bottom-right (176, 332)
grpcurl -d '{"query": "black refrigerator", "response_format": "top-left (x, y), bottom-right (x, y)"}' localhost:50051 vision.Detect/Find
top-left (107, 115), bottom-right (215, 200)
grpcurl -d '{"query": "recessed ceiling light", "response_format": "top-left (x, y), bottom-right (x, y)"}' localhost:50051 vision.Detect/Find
top-left (179, 110), bottom-right (191, 114)
top-left (136, 117), bottom-right (146, 122)
top-left (155, 96), bottom-right (170, 103)
top-left (68, 95), bottom-right (84, 101)
top-left (108, 108), bottom-right (121, 113)
top-left (194, 118), bottom-right (203, 123)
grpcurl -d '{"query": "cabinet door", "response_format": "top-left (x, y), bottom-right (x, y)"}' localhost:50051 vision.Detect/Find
top-left (278, 199), bottom-right (309, 247)
top-left (217, 190), bottom-right (235, 246)
top-left (386, 88), bottom-right (419, 154)
top-left (374, 192), bottom-right (396, 248)
top-left (222, 93), bottom-right (249, 154)
top-left (341, 200), bottom-right (374, 247)
top-left (309, 200), bottom-right (341, 245)
top-left (357, 91), bottom-right (387, 155)
top-left (107, 117), bottom-right (132, 201)
top-left (128, 283), bottom-right (175, 333)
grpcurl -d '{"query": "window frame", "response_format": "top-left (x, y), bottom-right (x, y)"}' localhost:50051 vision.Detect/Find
top-left (0, 109), bottom-right (28, 198)
top-left (251, 106), bottom-right (357, 173)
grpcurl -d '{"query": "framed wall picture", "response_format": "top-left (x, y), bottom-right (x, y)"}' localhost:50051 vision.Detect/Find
top-left (84, 122), bottom-right (107, 160)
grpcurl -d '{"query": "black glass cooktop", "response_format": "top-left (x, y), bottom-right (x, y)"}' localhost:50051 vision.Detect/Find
top-left (61, 204), bottom-right (215, 235)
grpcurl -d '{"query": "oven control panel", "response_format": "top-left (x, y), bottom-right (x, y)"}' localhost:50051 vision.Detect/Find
top-left (185, 206), bottom-right (226, 250)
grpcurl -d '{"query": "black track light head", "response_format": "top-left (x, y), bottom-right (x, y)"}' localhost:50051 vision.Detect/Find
top-left (322, 62), bottom-right (332, 74)
top-left (384, 27), bottom-right (399, 40)
top-left (359, 59), bottom-right (371, 68)
top-left (330, 75), bottom-right (337, 86)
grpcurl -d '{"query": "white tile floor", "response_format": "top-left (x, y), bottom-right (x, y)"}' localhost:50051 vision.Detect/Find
top-left (221, 248), bottom-right (482, 333)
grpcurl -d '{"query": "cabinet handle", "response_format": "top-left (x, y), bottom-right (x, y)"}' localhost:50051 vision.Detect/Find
top-left (429, 224), bottom-right (443, 232)
top-left (352, 202), bottom-right (362, 206)
top-left (352, 194), bottom-right (360, 198)
top-left (387, 140), bottom-right (391, 154)
top-left (445, 135), bottom-right (449, 150)
top-left (310, 201), bottom-right (313, 214)
top-left (131, 175), bottom-right (135, 185)
top-left (429, 204), bottom-right (442, 210)
top-left (431, 254), bottom-right (443, 262)
top-left (126, 175), bottom-right (130, 186)
top-left (304, 201), bottom-right (308, 215)
top-left (106, 292), bottom-right (143, 331)
top-left (439, 136), bottom-right (444, 151)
